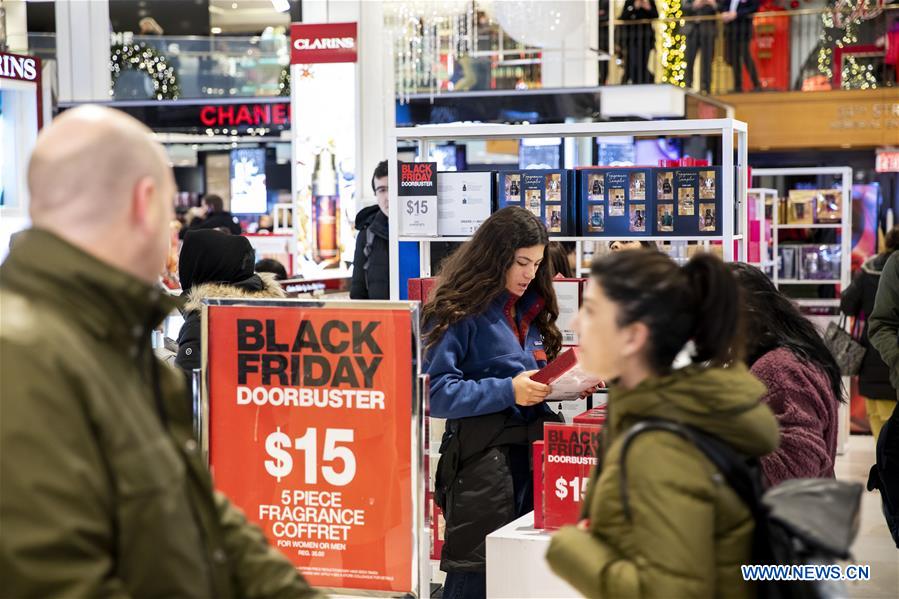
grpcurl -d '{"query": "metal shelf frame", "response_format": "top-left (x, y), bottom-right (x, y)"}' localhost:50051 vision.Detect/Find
top-left (387, 118), bottom-right (750, 299)
top-left (752, 167), bottom-right (852, 295)
top-left (747, 187), bottom-right (777, 272)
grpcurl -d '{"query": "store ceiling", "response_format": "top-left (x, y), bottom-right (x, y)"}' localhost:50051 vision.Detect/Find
top-left (209, 0), bottom-right (292, 34)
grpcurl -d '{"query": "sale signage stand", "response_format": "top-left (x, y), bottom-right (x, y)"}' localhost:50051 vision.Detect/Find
top-left (398, 162), bottom-right (438, 237)
top-left (202, 298), bottom-right (428, 597)
top-left (542, 422), bottom-right (601, 530)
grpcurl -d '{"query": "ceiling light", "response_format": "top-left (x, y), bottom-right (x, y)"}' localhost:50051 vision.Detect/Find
top-left (271, 0), bottom-right (291, 13)
top-left (211, 27), bottom-right (222, 35)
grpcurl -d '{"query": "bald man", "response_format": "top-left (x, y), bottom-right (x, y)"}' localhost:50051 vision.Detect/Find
top-left (0, 106), bottom-right (320, 599)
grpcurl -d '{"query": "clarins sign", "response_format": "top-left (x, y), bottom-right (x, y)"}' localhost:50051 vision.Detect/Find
top-left (0, 52), bottom-right (39, 82)
top-left (290, 22), bottom-right (357, 64)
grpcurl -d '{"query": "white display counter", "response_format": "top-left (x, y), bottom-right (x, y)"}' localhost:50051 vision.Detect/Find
top-left (485, 512), bottom-right (581, 598)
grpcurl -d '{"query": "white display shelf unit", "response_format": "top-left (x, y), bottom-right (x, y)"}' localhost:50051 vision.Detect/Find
top-left (751, 167), bottom-right (852, 295)
top-left (747, 187), bottom-right (777, 273)
top-left (387, 118), bottom-right (750, 299)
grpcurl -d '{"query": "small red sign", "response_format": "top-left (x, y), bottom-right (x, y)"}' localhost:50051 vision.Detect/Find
top-left (542, 423), bottom-right (601, 530)
top-left (876, 151), bottom-right (899, 173)
top-left (290, 22), bottom-right (357, 65)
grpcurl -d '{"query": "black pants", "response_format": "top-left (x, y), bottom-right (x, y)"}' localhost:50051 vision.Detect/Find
top-left (685, 23), bottom-right (716, 93)
top-left (727, 21), bottom-right (760, 92)
top-left (623, 27), bottom-right (654, 84)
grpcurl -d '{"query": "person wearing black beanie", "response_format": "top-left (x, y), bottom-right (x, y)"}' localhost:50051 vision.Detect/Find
top-left (175, 229), bottom-right (285, 373)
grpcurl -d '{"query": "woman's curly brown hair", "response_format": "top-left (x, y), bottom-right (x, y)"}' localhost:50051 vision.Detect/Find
top-left (422, 206), bottom-right (562, 361)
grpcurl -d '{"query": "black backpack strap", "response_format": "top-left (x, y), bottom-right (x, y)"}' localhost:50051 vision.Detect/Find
top-left (618, 418), bottom-right (765, 522)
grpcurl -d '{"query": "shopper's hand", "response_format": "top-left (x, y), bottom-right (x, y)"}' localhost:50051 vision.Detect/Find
top-left (513, 371), bottom-right (551, 407)
top-left (721, 11), bottom-right (737, 23)
top-left (578, 382), bottom-right (605, 400)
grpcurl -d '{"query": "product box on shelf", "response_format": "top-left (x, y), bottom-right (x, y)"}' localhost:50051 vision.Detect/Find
top-left (573, 406), bottom-right (607, 426)
top-left (553, 278), bottom-right (586, 346)
top-left (778, 246), bottom-right (799, 280)
top-left (655, 166), bottom-right (722, 237)
top-left (532, 347), bottom-right (603, 401)
top-left (799, 244), bottom-right (841, 280)
top-left (407, 277), bottom-right (438, 303)
top-left (543, 422), bottom-right (601, 530)
top-left (437, 171), bottom-right (494, 236)
top-left (814, 190), bottom-right (842, 223)
top-left (786, 190), bottom-right (816, 225)
top-left (497, 170), bottom-right (574, 235)
top-left (576, 168), bottom-right (653, 238)
top-left (533, 440), bottom-right (545, 529)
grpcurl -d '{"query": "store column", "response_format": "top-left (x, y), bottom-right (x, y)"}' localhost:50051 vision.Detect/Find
top-left (55, 0), bottom-right (111, 102)
top-left (540, 2), bottom-right (599, 89)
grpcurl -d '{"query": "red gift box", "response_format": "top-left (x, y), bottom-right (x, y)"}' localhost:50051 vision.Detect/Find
top-left (573, 407), bottom-right (607, 426)
top-left (532, 440), bottom-right (545, 529)
top-left (408, 277), bottom-right (437, 303)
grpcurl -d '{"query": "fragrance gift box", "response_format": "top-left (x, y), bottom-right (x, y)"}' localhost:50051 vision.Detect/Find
top-left (496, 170), bottom-right (574, 236)
top-left (576, 168), bottom-right (653, 237)
top-left (654, 166), bottom-right (722, 237)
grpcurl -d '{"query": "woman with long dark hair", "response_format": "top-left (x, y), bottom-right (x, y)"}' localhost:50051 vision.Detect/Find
top-left (547, 250), bottom-right (778, 598)
top-left (424, 207), bottom-right (562, 599)
top-left (731, 263), bottom-right (842, 487)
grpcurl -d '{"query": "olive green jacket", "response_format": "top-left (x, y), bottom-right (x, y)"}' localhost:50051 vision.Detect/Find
top-left (0, 229), bottom-right (321, 599)
top-left (547, 365), bottom-right (780, 599)
top-left (868, 251), bottom-right (899, 398)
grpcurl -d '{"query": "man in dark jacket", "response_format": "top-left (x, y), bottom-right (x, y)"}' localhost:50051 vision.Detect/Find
top-left (350, 160), bottom-right (390, 299)
top-left (182, 193), bottom-right (243, 236)
top-left (721, 0), bottom-right (762, 92)
top-left (841, 227), bottom-right (899, 438)
top-left (0, 105), bottom-right (320, 598)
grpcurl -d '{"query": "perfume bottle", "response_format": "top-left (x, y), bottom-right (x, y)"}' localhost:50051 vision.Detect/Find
top-left (462, 183), bottom-right (467, 205)
top-left (662, 178), bottom-right (672, 195)
top-left (591, 178), bottom-right (601, 196)
top-left (509, 178), bottom-right (520, 197)
top-left (311, 147), bottom-right (340, 267)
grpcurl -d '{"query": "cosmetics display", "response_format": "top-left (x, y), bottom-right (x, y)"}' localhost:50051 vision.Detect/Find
top-left (658, 166), bottom-right (722, 237)
top-left (576, 168), bottom-right (653, 237)
top-left (784, 189), bottom-right (842, 225)
top-left (799, 244), bottom-right (841, 280)
top-left (497, 170), bottom-right (574, 236)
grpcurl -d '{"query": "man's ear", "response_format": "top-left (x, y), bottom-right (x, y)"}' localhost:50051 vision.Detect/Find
top-left (131, 176), bottom-right (157, 231)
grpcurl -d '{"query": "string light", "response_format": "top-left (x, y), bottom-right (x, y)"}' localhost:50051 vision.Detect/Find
top-left (659, 0), bottom-right (687, 86)
top-left (110, 43), bottom-right (180, 100)
top-left (816, 0), bottom-right (878, 90)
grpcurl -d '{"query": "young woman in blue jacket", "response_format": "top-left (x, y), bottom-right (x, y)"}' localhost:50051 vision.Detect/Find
top-left (423, 206), bottom-right (563, 599)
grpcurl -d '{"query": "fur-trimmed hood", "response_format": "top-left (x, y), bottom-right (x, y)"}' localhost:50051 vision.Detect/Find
top-left (183, 272), bottom-right (285, 313)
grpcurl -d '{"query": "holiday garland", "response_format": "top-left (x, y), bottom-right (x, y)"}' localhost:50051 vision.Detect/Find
top-left (110, 42), bottom-right (180, 100)
top-left (659, 0), bottom-right (687, 86)
top-left (279, 65), bottom-right (290, 97)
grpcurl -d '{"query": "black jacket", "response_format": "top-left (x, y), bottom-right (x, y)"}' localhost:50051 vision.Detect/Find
top-left (841, 253), bottom-right (898, 400)
top-left (350, 205), bottom-right (389, 300)
top-left (175, 273), bottom-right (285, 374)
top-left (181, 211), bottom-right (242, 237)
top-left (434, 408), bottom-right (561, 572)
